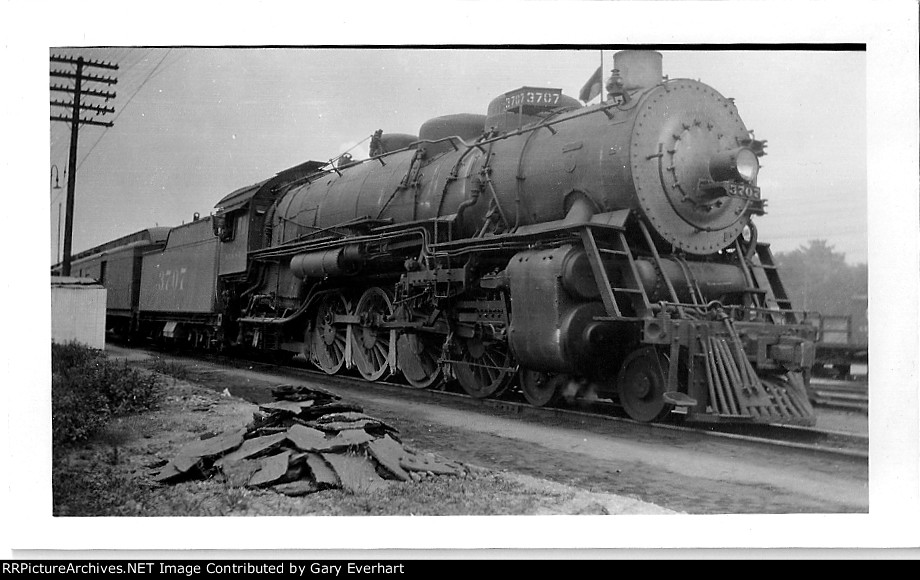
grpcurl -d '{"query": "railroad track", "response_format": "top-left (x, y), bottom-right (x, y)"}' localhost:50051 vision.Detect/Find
top-left (119, 345), bottom-right (869, 461)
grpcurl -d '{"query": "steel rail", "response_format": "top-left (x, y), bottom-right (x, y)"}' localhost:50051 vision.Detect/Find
top-left (115, 344), bottom-right (868, 461)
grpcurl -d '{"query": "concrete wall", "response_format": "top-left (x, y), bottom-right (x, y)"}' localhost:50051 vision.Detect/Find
top-left (51, 279), bottom-right (107, 350)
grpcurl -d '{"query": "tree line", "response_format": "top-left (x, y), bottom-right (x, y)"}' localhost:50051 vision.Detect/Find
top-left (773, 240), bottom-right (868, 344)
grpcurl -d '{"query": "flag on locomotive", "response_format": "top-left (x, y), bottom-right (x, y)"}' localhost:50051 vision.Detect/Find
top-left (579, 66), bottom-right (603, 103)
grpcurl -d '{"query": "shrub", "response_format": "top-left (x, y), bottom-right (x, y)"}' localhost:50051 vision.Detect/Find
top-left (52, 342), bottom-right (161, 446)
top-left (148, 358), bottom-right (189, 381)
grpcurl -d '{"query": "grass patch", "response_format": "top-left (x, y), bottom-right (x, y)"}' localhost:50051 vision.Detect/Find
top-left (148, 358), bottom-right (190, 382)
top-left (52, 342), bottom-right (161, 446)
top-left (52, 459), bottom-right (147, 516)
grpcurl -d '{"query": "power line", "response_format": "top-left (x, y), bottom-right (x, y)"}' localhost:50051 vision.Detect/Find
top-left (147, 50), bottom-right (184, 82)
top-left (50, 54), bottom-right (119, 277)
top-left (49, 48), bottom-right (163, 166)
top-left (50, 49), bottom-right (175, 210)
top-left (72, 49), bottom-right (173, 174)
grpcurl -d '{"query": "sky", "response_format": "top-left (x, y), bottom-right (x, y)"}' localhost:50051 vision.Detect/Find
top-left (49, 48), bottom-right (868, 264)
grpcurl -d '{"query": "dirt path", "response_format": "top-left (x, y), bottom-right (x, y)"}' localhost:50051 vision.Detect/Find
top-left (109, 346), bottom-right (868, 514)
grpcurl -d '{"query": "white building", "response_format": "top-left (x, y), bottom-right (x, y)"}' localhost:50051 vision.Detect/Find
top-left (51, 276), bottom-right (107, 350)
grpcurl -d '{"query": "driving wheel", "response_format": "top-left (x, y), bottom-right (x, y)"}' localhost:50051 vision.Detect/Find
top-left (351, 286), bottom-right (395, 381)
top-left (395, 299), bottom-right (443, 389)
top-left (309, 292), bottom-right (349, 375)
top-left (397, 331), bottom-right (443, 389)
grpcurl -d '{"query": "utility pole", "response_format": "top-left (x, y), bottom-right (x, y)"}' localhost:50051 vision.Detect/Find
top-left (50, 54), bottom-right (118, 276)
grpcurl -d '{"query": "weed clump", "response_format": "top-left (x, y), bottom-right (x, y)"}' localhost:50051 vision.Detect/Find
top-left (148, 358), bottom-right (189, 381)
top-left (52, 342), bottom-right (160, 446)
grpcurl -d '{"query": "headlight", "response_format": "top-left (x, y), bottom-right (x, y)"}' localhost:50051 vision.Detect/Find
top-left (709, 147), bottom-right (759, 183)
top-left (735, 148), bottom-right (759, 182)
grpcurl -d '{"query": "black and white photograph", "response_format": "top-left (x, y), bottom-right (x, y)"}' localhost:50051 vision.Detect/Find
top-left (3, 0), bottom-right (919, 560)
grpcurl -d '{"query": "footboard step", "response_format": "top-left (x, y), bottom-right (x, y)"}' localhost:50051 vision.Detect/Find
top-left (663, 392), bottom-right (697, 406)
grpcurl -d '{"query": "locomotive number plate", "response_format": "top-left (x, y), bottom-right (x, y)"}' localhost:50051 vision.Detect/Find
top-left (504, 87), bottom-right (562, 111)
top-left (726, 182), bottom-right (760, 200)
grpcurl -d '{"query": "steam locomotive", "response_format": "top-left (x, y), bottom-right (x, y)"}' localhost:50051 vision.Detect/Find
top-left (60, 51), bottom-right (818, 426)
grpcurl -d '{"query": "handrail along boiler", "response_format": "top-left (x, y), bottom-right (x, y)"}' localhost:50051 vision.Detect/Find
top-left (106, 51), bottom-right (821, 425)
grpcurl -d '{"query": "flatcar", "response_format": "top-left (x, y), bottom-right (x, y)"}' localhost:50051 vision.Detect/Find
top-left (810, 313), bottom-right (869, 379)
top-left (57, 50), bottom-right (818, 426)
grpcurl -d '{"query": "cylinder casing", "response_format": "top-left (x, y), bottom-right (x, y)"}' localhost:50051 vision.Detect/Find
top-left (507, 245), bottom-right (611, 373)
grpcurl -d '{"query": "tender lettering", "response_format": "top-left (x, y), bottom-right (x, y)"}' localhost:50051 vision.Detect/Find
top-left (157, 266), bottom-right (187, 292)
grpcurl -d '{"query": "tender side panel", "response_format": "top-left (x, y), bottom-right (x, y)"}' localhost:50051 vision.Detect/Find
top-left (139, 219), bottom-right (220, 313)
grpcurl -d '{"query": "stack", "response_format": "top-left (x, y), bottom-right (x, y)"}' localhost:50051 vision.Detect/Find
top-left (154, 384), bottom-right (464, 495)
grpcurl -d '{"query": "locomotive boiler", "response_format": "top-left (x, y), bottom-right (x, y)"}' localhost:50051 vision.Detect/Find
top-left (199, 51), bottom-right (818, 425)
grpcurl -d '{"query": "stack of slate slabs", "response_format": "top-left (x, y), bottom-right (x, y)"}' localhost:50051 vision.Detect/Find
top-left (154, 383), bottom-right (464, 495)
